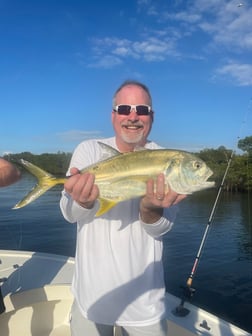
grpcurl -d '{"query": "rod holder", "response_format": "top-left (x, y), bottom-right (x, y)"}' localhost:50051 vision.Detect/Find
top-left (172, 285), bottom-right (196, 317)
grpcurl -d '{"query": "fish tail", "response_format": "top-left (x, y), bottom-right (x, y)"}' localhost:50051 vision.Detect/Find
top-left (13, 159), bottom-right (66, 209)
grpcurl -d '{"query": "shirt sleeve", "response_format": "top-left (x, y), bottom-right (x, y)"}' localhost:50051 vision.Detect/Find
top-left (139, 205), bottom-right (178, 238)
top-left (60, 189), bottom-right (100, 223)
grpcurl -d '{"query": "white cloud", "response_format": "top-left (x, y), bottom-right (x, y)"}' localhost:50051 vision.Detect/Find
top-left (158, 0), bottom-right (252, 53)
top-left (188, 0), bottom-right (252, 51)
top-left (88, 55), bottom-right (123, 69)
top-left (169, 11), bottom-right (202, 24)
top-left (137, 0), bottom-right (158, 15)
top-left (215, 62), bottom-right (252, 86)
top-left (57, 130), bottom-right (102, 141)
top-left (89, 36), bottom-right (179, 67)
top-left (87, 0), bottom-right (252, 87)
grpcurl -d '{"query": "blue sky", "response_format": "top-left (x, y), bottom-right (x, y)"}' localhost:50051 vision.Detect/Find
top-left (1, 0), bottom-right (252, 155)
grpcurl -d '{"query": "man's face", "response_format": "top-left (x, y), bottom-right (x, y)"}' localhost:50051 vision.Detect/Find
top-left (111, 85), bottom-right (153, 152)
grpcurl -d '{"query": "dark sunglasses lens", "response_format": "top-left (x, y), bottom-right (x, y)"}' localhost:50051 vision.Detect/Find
top-left (136, 105), bottom-right (149, 115)
top-left (117, 105), bottom-right (131, 115)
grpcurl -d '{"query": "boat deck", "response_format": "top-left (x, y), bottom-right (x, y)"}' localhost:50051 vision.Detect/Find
top-left (1, 250), bottom-right (251, 336)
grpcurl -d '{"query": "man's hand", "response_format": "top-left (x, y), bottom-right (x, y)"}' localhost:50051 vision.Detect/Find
top-left (140, 173), bottom-right (186, 224)
top-left (64, 168), bottom-right (99, 209)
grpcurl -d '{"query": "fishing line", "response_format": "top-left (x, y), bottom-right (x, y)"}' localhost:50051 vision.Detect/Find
top-left (173, 97), bottom-right (252, 317)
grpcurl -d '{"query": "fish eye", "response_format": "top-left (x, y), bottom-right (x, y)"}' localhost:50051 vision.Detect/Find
top-left (194, 161), bottom-right (202, 169)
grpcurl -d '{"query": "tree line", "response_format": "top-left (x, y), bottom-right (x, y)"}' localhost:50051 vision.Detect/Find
top-left (3, 136), bottom-right (252, 192)
top-left (4, 151), bottom-right (72, 176)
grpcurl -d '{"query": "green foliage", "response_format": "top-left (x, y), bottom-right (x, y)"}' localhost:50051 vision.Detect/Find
top-left (197, 145), bottom-right (252, 192)
top-left (4, 152), bottom-right (72, 176)
top-left (238, 136), bottom-right (252, 156)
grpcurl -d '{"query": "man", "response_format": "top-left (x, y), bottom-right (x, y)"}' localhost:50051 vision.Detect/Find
top-left (0, 157), bottom-right (20, 313)
top-left (0, 158), bottom-right (20, 187)
top-left (60, 80), bottom-right (186, 336)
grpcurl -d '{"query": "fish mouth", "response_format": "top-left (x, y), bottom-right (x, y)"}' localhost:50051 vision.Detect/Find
top-left (183, 169), bottom-right (215, 193)
top-left (203, 181), bottom-right (215, 188)
top-left (203, 168), bottom-right (214, 182)
top-left (197, 168), bottom-right (215, 189)
top-left (203, 170), bottom-right (215, 188)
top-left (183, 180), bottom-right (215, 194)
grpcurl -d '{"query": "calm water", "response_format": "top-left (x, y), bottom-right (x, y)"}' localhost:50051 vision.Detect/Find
top-left (0, 173), bottom-right (251, 333)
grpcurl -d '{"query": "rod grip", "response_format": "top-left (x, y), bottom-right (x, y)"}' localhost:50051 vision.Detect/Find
top-left (186, 277), bottom-right (193, 287)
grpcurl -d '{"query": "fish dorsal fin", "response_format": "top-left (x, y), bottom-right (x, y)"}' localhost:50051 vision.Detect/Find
top-left (97, 142), bottom-right (121, 160)
top-left (95, 197), bottom-right (118, 217)
top-left (134, 145), bottom-right (149, 151)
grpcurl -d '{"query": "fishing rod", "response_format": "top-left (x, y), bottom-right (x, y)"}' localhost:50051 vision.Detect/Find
top-left (173, 148), bottom-right (235, 317)
top-left (173, 97), bottom-right (252, 317)
top-left (173, 96), bottom-right (252, 318)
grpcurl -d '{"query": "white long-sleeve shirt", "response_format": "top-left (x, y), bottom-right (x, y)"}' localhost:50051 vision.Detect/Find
top-left (60, 137), bottom-right (177, 326)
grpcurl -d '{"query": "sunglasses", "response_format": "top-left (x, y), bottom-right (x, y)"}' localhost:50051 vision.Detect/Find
top-left (113, 104), bottom-right (152, 116)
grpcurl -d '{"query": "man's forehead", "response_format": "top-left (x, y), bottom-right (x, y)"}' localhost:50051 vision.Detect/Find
top-left (116, 85), bottom-right (148, 97)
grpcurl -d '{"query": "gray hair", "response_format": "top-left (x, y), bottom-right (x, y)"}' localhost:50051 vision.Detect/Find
top-left (113, 80), bottom-right (152, 107)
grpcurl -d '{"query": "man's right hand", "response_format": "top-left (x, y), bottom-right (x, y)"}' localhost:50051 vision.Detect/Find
top-left (64, 168), bottom-right (99, 209)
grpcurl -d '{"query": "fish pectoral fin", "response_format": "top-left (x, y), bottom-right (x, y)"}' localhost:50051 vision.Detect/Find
top-left (95, 198), bottom-right (118, 217)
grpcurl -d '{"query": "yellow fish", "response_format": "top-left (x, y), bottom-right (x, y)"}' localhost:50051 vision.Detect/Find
top-left (13, 143), bottom-right (214, 216)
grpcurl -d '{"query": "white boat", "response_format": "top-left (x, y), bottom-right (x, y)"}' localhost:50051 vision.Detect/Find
top-left (0, 249), bottom-right (251, 336)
